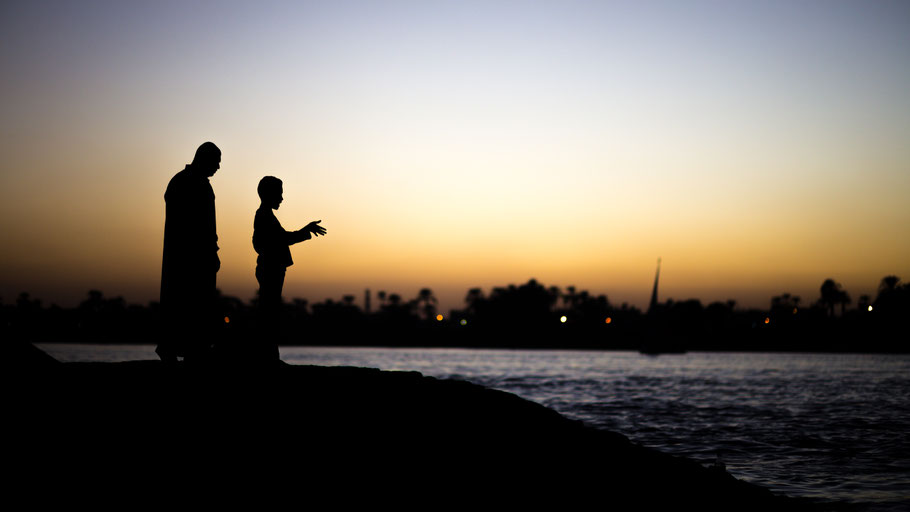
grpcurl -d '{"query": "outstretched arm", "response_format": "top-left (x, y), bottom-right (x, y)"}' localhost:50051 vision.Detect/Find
top-left (288, 220), bottom-right (326, 245)
top-left (303, 220), bottom-right (326, 237)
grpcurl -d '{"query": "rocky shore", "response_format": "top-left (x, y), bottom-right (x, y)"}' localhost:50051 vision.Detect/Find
top-left (6, 342), bottom-right (826, 509)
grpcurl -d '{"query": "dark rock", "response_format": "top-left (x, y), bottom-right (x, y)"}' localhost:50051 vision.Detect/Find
top-left (5, 345), bottom-right (820, 510)
top-left (2, 339), bottom-right (60, 368)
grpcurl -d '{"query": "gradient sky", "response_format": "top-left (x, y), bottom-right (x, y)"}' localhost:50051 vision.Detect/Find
top-left (2, 0), bottom-right (909, 313)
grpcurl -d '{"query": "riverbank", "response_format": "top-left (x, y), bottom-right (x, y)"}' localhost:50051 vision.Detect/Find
top-left (7, 342), bottom-right (826, 509)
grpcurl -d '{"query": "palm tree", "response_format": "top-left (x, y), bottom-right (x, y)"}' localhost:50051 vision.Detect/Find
top-left (563, 286), bottom-right (577, 309)
top-left (874, 275), bottom-right (903, 314)
top-left (877, 276), bottom-right (901, 299)
top-left (838, 289), bottom-right (851, 316)
top-left (415, 288), bottom-right (438, 320)
top-left (465, 288), bottom-right (483, 306)
top-left (547, 286), bottom-right (561, 306)
top-left (819, 279), bottom-right (848, 316)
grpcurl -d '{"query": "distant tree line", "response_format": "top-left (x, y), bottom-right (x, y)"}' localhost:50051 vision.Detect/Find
top-left (3, 276), bottom-right (909, 353)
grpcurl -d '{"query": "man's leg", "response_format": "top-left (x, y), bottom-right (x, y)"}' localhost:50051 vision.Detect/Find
top-left (183, 277), bottom-right (217, 365)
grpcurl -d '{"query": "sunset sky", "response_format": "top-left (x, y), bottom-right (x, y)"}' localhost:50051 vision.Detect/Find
top-left (2, 0), bottom-right (909, 313)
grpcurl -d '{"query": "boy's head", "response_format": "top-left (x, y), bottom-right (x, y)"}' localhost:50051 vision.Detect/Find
top-left (258, 176), bottom-right (283, 209)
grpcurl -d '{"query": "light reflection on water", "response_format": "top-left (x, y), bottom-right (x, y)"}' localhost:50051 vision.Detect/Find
top-left (38, 344), bottom-right (910, 511)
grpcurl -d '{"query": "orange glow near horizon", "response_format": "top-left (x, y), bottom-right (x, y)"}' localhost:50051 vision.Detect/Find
top-left (1, 3), bottom-right (909, 314)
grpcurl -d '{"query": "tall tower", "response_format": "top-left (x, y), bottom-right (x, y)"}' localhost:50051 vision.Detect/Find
top-left (648, 258), bottom-right (661, 314)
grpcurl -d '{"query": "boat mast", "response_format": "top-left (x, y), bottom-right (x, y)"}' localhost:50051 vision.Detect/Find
top-left (648, 258), bottom-right (661, 314)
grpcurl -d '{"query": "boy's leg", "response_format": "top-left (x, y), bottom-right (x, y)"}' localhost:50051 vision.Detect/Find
top-left (256, 266), bottom-right (286, 361)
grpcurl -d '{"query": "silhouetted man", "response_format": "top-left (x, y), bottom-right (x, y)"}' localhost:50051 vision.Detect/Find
top-left (158, 142), bottom-right (222, 363)
top-left (253, 176), bottom-right (325, 361)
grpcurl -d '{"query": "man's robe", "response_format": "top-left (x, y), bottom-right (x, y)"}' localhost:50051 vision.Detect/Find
top-left (158, 165), bottom-right (219, 359)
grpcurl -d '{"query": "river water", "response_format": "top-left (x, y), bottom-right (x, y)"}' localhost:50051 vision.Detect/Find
top-left (38, 344), bottom-right (910, 511)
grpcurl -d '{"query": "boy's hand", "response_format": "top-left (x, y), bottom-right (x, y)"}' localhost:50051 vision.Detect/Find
top-left (305, 220), bottom-right (326, 237)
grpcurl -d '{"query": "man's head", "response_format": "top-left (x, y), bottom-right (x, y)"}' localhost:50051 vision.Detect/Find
top-left (191, 142), bottom-right (221, 177)
top-left (258, 176), bottom-right (283, 210)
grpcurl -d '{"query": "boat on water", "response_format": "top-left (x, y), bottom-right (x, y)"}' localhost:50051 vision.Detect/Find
top-left (638, 259), bottom-right (688, 355)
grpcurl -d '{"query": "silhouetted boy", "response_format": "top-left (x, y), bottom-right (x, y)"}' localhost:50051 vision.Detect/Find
top-left (253, 176), bottom-right (326, 361)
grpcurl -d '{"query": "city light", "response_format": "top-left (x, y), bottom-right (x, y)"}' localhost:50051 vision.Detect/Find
top-left (560, 316), bottom-right (567, 323)
top-left (764, 317), bottom-right (770, 324)
top-left (868, 305), bottom-right (874, 312)
top-left (436, 314), bottom-right (444, 322)
top-left (460, 319), bottom-right (467, 326)
top-left (224, 316), bottom-right (230, 324)
top-left (605, 317), bottom-right (612, 324)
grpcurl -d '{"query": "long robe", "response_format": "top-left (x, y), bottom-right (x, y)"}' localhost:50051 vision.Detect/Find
top-left (158, 165), bottom-right (219, 360)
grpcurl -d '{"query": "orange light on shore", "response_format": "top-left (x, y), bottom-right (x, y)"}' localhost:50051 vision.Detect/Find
top-left (436, 314), bottom-right (444, 321)
top-left (764, 317), bottom-right (770, 324)
top-left (224, 316), bottom-right (230, 324)
top-left (560, 315), bottom-right (567, 323)
top-left (605, 317), bottom-right (612, 324)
